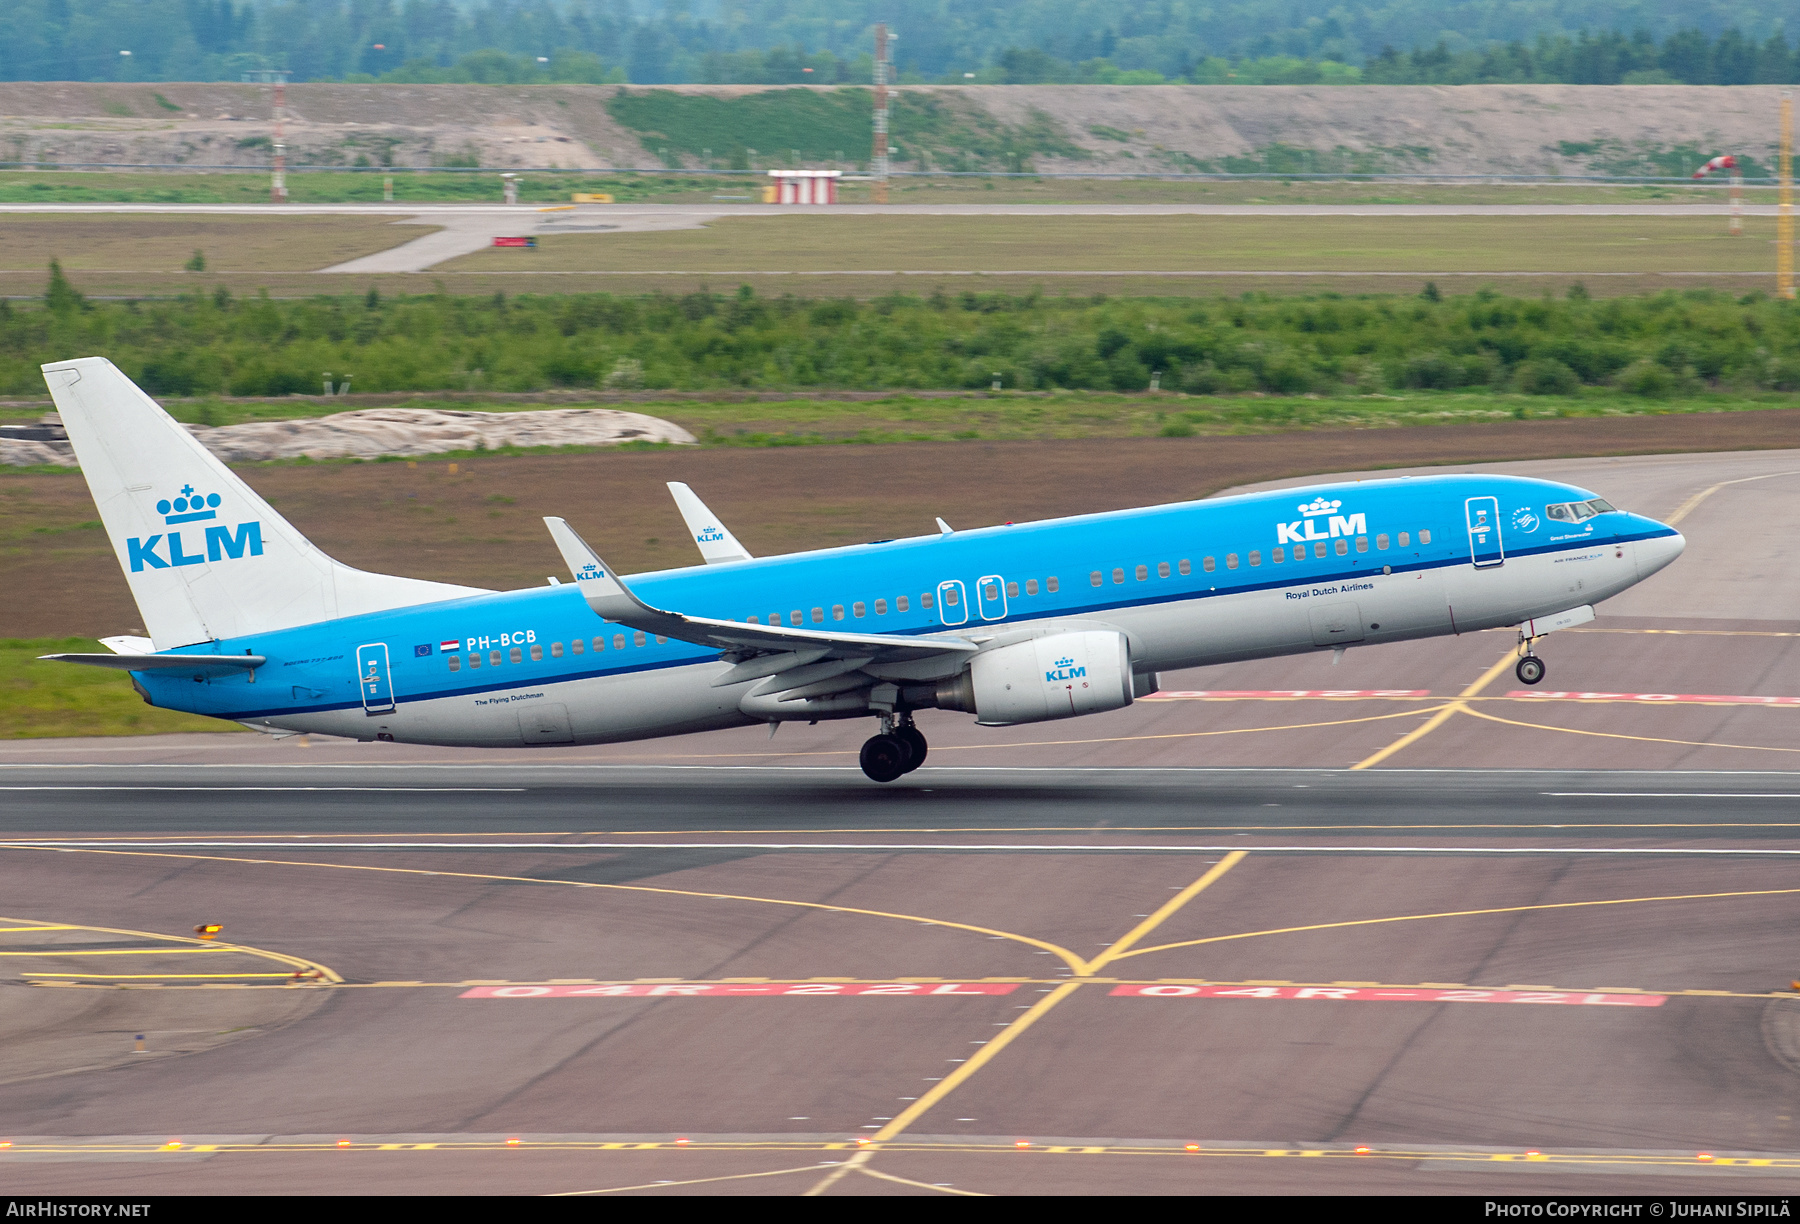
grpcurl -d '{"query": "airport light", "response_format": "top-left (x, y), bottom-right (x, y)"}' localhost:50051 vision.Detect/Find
top-left (194, 923), bottom-right (222, 940)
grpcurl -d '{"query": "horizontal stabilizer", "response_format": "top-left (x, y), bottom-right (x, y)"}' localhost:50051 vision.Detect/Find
top-left (43, 652), bottom-right (265, 677)
top-left (543, 516), bottom-right (976, 663)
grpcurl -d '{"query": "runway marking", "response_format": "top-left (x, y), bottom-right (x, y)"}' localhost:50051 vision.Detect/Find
top-left (2, 848), bottom-right (1092, 973)
top-left (1109, 984), bottom-right (1665, 1005)
top-left (18, 840), bottom-right (1800, 856)
top-left (0, 913), bottom-right (341, 984)
top-left (1117, 885), bottom-right (1800, 962)
top-left (0, 787), bottom-right (526, 792)
top-left (1545, 793), bottom-right (1800, 799)
top-left (1351, 650), bottom-right (1515, 770)
top-left (1506, 692), bottom-right (1800, 707)
top-left (1146, 690), bottom-right (1432, 701)
top-left (1664, 468), bottom-right (1800, 527)
top-left (862, 852), bottom-right (1249, 1151)
top-left (1461, 705), bottom-right (1800, 755)
top-left (553, 1163), bottom-right (851, 1196)
top-left (461, 982), bottom-right (1022, 998)
top-left (6, 1134), bottom-right (1792, 1172)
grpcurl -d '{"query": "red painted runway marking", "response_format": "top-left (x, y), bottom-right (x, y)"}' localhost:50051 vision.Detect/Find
top-left (1146, 690), bottom-right (1431, 700)
top-left (1507, 691), bottom-right (1800, 706)
top-left (1109, 985), bottom-right (1666, 1006)
top-left (460, 982), bottom-right (1022, 999)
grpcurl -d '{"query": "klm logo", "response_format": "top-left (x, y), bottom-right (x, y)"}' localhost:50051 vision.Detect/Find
top-left (696, 525), bottom-right (727, 543)
top-left (1045, 655), bottom-right (1087, 683)
top-left (576, 562), bottom-right (604, 582)
top-left (1277, 497), bottom-right (1365, 546)
top-left (126, 483), bottom-right (263, 572)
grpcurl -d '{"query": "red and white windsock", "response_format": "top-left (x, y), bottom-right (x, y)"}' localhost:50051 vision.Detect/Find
top-left (1692, 154), bottom-right (1738, 179)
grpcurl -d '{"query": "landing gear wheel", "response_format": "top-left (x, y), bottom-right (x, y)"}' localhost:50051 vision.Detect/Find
top-left (860, 734), bottom-right (910, 783)
top-left (1516, 655), bottom-right (1545, 685)
top-left (895, 725), bottom-right (928, 772)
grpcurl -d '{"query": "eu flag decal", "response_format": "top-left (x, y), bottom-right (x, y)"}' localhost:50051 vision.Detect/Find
top-left (414, 643), bottom-right (433, 657)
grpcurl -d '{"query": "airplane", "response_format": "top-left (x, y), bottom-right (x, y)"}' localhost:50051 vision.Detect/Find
top-left (39, 357), bottom-right (1685, 783)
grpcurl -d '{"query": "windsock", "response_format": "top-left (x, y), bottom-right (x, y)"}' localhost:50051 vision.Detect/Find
top-left (1692, 154), bottom-right (1738, 178)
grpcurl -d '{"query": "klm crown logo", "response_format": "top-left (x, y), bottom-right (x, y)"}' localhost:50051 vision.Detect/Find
top-left (1297, 497), bottom-right (1342, 516)
top-left (157, 484), bottom-right (221, 524)
top-left (1045, 655), bottom-right (1087, 683)
top-left (127, 481), bottom-right (263, 572)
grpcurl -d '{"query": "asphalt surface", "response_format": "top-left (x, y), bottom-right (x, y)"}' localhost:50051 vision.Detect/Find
top-left (3, 449), bottom-right (1799, 1196)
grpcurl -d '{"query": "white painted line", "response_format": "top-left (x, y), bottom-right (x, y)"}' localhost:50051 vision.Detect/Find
top-left (462, 982), bottom-right (1022, 998)
top-left (1544, 793), bottom-right (1800, 799)
top-left (6, 840), bottom-right (1800, 856)
top-left (1110, 984), bottom-right (1665, 1006)
top-left (0, 787), bottom-right (525, 792)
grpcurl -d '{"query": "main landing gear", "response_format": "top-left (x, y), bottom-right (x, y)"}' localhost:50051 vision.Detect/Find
top-left (1515, 631), bottom-right (1546, 686)
top-left (860, 713), bottom-right (928, 783)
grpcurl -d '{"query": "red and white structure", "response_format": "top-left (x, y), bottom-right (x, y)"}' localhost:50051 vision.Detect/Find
top-left (767, 169), bottom-right (842, 204)
top-left (1693, 154), bottom-right (1744, 235)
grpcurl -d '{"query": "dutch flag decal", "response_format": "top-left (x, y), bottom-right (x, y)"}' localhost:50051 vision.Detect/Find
top-left (440, 639), bottom-right (460, 653)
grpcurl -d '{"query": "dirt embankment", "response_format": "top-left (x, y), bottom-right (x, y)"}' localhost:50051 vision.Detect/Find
top-left (0, 82), bottom-right (1783, 176)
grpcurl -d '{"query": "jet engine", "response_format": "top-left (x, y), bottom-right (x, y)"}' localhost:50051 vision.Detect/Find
top-left (935, 630), bottom-right (1133, 725)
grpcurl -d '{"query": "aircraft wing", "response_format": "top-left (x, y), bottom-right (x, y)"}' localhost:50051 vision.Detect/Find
top-left (544, 517), bottom-right (975, 664)
top-left (667, 482), bottom-right (754, 564)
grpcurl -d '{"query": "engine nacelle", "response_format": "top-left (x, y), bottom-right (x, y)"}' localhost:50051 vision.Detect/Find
top-left (936, 630), bottom-right (1133, 726)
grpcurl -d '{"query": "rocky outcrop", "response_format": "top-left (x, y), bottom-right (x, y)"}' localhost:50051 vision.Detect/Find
top-left (0, 405), bottom-right (695, 467)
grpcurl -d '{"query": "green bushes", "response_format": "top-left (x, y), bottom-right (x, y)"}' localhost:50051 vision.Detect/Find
top-left (3, 284), bottom-right (1800, 400)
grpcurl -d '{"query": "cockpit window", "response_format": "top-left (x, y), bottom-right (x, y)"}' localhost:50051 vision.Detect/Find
top-left (1545, 499), bottom-right (1616, 522)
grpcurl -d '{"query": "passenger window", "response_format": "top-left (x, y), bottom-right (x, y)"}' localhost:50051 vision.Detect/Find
top-left (898, 595), bottom-right (910, 612)
top-left (1376, 534), bottom-right (1389, 550)
top-left (613, 634), bottom-right (626, 650)
top-left (1334, 539), bottom-right (1348, 556)
top-left (1420, 529), bottom-right (1432, 544)
top-left (1006, 581), bottom-right (1018, 598)
top-left (1046, 576), bottom-right (1059, 592)
top-left (634, 632), bottom-right (647, 647)
top-left (448, 655), bottom-right (461, 672)
top-left (832, 605), bottom-right (844, 621)
top-left (1248, 550), bottom-right (1261, 567)
top-left (1273, 547), bottom-right (1284, 563)
top-left (656, 635), bottom-right (667, 644)
top-left (1025, 579), bottom-right (1038, 596)
top-left (510, 647), bottom-right (523, 663)
top-left (944, 588), bottom-right (959, 607)
top-left (854, 601), bottom-right (866, 618)
top-left (572, 639), bottom-right (583, 654)
top-left (921, 593), bottom-right (934, 610)
top-left (1177, 560), bottom-right (1190, 575)
top-left (1130, 565), bottom-right (1143, 581)
top-left (490, 650), bottom-right (502, 667)
top-left (982, 582), bottom-right (997, 600)
top-left (1313, 542), bottom-right (1326, 558)
top-left (812, 607), bottom-right (824, 623)
top-left (746, 614), bottom-right (760, 624)
top-left (591, 637), bottom-right (604, 653)
top-left (875, 598), bottom-right (888, 614)
top-left (1112, 568), bottom-right (1125, 584)
top-left (550, 642), bottom-right (563, 658)
top-left (1226, 553), bottom-right (1239, 569)
top-left (1090, 571), bottom-right (1103, 587)
top-left (528, 644), bottom-right (541, 661)
top-left (1157, 562), bottom-right (1170, 578)
top-left (468, 653), bottom-right (480, 669)
top-left (1399, 532), bottom-right (1410, 547)
top-left (790, 610), bottom-right (802, 626)
top-left (1203, 557), bottom-right (1215, 572)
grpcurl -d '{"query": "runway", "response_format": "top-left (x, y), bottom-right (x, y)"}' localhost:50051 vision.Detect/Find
top-left (3, 449), bottom-right (1799, 1195)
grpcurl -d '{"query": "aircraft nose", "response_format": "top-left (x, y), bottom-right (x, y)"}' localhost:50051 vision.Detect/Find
top-left (1635, 525), bottom-right (1685, 580)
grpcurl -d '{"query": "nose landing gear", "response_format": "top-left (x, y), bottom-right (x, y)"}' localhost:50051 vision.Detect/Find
top-left (1515, 629), bottom-right (1546, 686)
top-left (859, 713), bottom-right (928, 782)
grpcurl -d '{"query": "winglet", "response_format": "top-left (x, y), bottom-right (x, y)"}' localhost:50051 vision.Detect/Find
top-left (543, 517), bottom-right (647, 623)
top-left (667, 482), bottom-right (753, 565)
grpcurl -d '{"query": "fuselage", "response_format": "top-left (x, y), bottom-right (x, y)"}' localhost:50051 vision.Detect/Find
top-left (135, 472), bottom-right (1683, 748)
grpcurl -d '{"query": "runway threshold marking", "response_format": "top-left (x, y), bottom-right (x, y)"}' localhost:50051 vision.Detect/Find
top-left (1109, 984), bottom-right (1665, 1005)
top-left (1505, 692), bottom-right (1800, 707)
top-left (849, 851), bottom-right (1249, 1170)
top-left (1350, 650), bottom-right (1514, 770)
top-left (462, 982), bottom-right (1022, 998)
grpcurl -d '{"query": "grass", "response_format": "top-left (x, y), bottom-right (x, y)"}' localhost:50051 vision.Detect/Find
top-left (444, 214), bottom-right (1779, 275)
top-left (0, 214), bottom-right (427, 273)
top-left (0, 638), bottom-right (244, 738)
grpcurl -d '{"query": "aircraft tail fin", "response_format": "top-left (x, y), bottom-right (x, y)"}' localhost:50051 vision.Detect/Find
top-left (667, 482), bottom-right (753, 564)
top-left (43, 357), bottom-right (486, 649)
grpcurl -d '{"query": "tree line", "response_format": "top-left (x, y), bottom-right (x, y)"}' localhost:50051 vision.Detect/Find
top-left (5, 273), bottom-right (1798, 402)
top-left (3, 1), bottom-right (1799, 86)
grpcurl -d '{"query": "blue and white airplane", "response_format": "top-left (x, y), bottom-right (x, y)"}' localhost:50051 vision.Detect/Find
top-left (42, 357), bottom-right (1685, 782)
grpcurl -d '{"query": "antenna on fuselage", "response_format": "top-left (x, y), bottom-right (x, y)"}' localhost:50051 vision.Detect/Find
top-left (935, 517), bottom-right (953, 535)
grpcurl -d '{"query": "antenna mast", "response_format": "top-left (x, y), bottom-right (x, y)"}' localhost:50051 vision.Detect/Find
top-left (871, 23), bottom-right (889, 204)
top-left (1781, 92), bottom-right (1794, 299)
